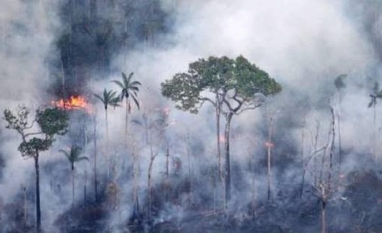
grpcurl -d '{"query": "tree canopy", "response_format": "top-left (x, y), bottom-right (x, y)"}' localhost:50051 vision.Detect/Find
top-left (161, 55), bottom-right (282, 114)
top-left (161, 55), bottom-right (282, 202)
top-left (3, 106), bottom-right (69, 158)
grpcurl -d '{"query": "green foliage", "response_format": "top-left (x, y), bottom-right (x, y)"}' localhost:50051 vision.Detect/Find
top-left (59, 145), bottom-right (88, 170)
top-left (3, 105), bottom-right (29, 134)
top-left (94, 89), bottom-right (121, 110)
top-left (3, 106), bottom-right (69, 158)
top-left (36, 107), bottom-right (69, 136)
top-left (161, 55), bottom-right (282, 113)
top-left (19, 138), bottom-right (52, 157)
top-left (112, 72), bottom-right (141, 110)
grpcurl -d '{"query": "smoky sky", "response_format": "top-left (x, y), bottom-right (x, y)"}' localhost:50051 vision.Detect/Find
top-left (1, 0), bottom-right (382, 231)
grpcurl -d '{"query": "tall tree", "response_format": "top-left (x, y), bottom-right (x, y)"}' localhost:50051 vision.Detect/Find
top-left (132, 109), bottom-right (168, 219)
top-left (3, 106), bottom-right (68, 232)
top-left (161, 55), bottom-right (281, 202)
top-left (59, 145), bottom-right (89, 208)
top-left (112, 72), bottom-right (141, 136)
top-left (368, 81), bottom-right (382, 159)
top-left (264, 108), bottom-right (276, 201)
top-left (334, 74), bottom-right (346, 168)
top-left (94, 89), bottom-right (120, 179)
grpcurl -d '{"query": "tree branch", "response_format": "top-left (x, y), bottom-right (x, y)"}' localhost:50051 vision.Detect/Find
top-left (199, 97), bottom-right (217, 108)
top-left (24, 132), bottom-right (44, 138)
top-left (236, 102), bottom-right (262, 115)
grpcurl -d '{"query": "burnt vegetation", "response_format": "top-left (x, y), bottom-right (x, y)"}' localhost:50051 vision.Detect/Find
top-left (2, 1), bottom-right (382, 233)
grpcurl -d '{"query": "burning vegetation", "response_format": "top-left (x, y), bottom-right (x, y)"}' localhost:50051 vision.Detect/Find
top-left (51, 96), bottom-right (93, 114)
top-left (3, 1), bottom-right (382, 233)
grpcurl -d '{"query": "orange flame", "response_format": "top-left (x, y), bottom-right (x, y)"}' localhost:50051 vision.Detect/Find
top-left (265, 141), bottom-right (274, 148)
top-left (51, 96), bottom-right (92, 114)
top-left (219, 135), bottom-right (226, 143)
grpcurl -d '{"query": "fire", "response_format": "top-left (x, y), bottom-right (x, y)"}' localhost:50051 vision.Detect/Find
top-left (265, 141), bottom-right (274, 148)
top-left (219, 135), bottom-right (226, 143)
top-left (51, 96), bottom-right (92, 113)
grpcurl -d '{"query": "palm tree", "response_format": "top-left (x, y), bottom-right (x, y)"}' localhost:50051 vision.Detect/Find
top-left (94, 89), bottom-right (120, 179)
top-left (60, 145), bottom-right (89, 208)
top-left (368, 81), bottom-right (382, 159)
top-left (112, 72), bottom-right (141, 136)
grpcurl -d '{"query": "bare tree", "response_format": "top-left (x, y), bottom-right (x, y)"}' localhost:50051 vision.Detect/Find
top-left (132, 109), bottom-right (168, 219)
top-left (302, 105), bottom-right (338, 233)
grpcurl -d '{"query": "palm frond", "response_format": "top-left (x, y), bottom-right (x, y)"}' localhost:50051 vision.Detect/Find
top-left (71, 146), bottom-right (82, 157)
top-left (113, 72), bottom-right (141, 111)
top-left (129, 86), bottom-right (140, 92)
top-left (373, 81), bottom-right (380, 95)
top-left (59, 149), bottom-right (70, 161)
top-left (94, 94), bottom-right (105, 105)
top-left (75, 156), bottom-right (89, 163)
top-left (121, 72), bottom-right (128, 87)
top-left (131, 119), bottom-right (142, 125)
top-left (130, 81), bottom-right (141, 86)
top-left (377, 90), bottom-right (382, 98)
top-left (334, 74), bottom-right (347, 90)
top-left (112, 80), bottom-right (124, 89)
top-left (368, 98), bottom-right (376, 108)
top-left (127, 72), bottom-right (134, 84)
top-left (131, 95), bottom-right (140, 109)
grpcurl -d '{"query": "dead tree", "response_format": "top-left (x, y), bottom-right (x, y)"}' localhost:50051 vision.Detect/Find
top-left (302, 105), bottom-right (338, 233)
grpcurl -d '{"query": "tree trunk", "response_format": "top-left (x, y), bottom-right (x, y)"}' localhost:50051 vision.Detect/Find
top-left (148, 157), bottom-right (154, 219)
top-left (267, 117), bottom-right (274, 201)
top-left (300, 114), bottom-right (306, 197)
top-left (125, 99), bottom-right (129, 136)
top-left (84, 169), bottom-right (87, 208)
top-left (0, 197), bottom-right (3, 232)
top-left (215, 94), bottom-right (222, 179)
top-left (105, 108), bottom-right (110, 181)
top-left (133, 151), bottom-right (139, 215)
top-left (251, 162), bottom-right (256, 219)
top-left (187, 133), bottom-right (192, 207)
top-left (321, 185), bottom-right (327, 233)
top-left (224, 112), bottom-right (233, 202)
top-left (337, 92), bottom-right (342, 170)
top-left (166, 143), bottom-right (170, 202)
top-left (72, 166), bottom-right (75, 209)
top-left (147, 128), bottom-right (154, 219)
top-left (328, 107), bottom-right (335, 190)
top-left (93, 114), bottom-right (98, 202)
top-left (321, 195), bottom-right (326, 233)
top-left (23, 186), bottom-right (27, 227)
top-left (34, 153), bottom-right (41, 233)
top-left (373, 104), bottom-right (377, 160)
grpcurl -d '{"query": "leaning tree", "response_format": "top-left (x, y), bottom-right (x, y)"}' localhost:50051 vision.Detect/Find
top-left (161, 55), bottom-right (281, 202)
top-left (3, 106), bottom-right (68, 232)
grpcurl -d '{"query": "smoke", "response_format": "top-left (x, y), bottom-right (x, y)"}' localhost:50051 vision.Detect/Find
top-left (1, 0), bottom-right (382, 232)
top-left (0, 0), bottom-right (61, 202)
top-left (107, 0), bottom-right (382, 229)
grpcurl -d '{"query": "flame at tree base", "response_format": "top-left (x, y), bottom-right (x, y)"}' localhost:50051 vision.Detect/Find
top-left (51, 96), bottom-right (92, 114)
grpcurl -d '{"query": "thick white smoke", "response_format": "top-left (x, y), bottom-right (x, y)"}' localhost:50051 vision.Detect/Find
top-left (1, 0), bottom-right (382, 231)
top-left (0, 0), bottom-right (63, 230)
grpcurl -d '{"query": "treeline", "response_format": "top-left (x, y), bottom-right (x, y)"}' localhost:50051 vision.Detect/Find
top-left (53, 0), bottom-right (172, 97)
